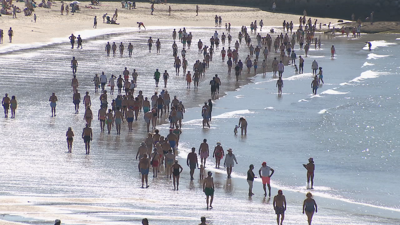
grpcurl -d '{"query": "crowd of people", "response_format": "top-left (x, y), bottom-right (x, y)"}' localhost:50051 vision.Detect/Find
top-left (1, 3), bottom-right (359, 223)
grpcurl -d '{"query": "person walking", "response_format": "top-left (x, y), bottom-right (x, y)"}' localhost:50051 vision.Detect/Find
top-left (273, 190), bottom-right (286, 225)
top-left (224, 148), bottom-right (238, 178)
top-left (303, 192), bottom-right (318, 225)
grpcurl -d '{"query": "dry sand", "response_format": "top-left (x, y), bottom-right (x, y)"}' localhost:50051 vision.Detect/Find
top-left (0, 1), bottom-right (342, 48)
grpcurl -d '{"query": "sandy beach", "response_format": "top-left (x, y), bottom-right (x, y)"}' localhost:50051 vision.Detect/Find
top-left (0, 1), bottom-right (343, 48)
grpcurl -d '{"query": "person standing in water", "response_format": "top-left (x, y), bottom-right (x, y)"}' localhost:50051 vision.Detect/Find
top-left (187, 147), bottom-right (198, 180)
top-left (2, 93), bottom-right (10, 118)
top-left (139, 154), bottom-right (150, 188)
top-left (303, 192), bottom-right (318, 225)
top-left (276, 77), bottom-right (283, 95)
top-left (311, 76), bottom-right (319, 95)
top-left (238, 117), bottom-right (247, 135)
top-left (203, 171), bottom-right (214, 209)
top-left (66, 127), bottom-right (74, 153)
top-left (213, 142), bottom-right (224, 168)
top-left (224, 148), bottom-right (238, 178)
top-left (303, 158), bottom-right (315, 189)
top-left (73, 89), bottom-right (81, 114)
top-left (82, 123), bottom-right (93, 154)
top-left (10, 96), bottom-right (17, 118)
top-left (273, 190), bottom-right (287, 225)
top-left (171, 160), bottom-right (183, 190)
top-left (247, 164), bottom-right (256, 196)
top-left (199, 139), bottom-right (209, 167)
top-left (259, 161), bottom-right (274, 197)
top-left (71, 57), bottom-right (78, 74)
top-left (49, 93), bottom-right (58, 117)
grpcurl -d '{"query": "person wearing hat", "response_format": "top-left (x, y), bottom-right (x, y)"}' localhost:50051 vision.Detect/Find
top-left (213, 142), bottom-right (224, 168)
top-left (223, 148), bottom-right (238, 178)
top-left (303, 192), bottom-right (317, 225)
top-left (203, 171), bottom-right (214, 209)
top-left (259, 162), bottom-right (274, 197)
top-left (273, 190), bottom-right (286, 225)
top-left (303, 158), bottom-right (315, 189)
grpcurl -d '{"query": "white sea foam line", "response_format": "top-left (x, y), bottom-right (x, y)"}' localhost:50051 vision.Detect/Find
top-left (298, 99), bottom-right (309, 102)
top-left (363, 40), bottom-right (396, 50)
top-left (310, 94), bottom-right (322, 98)
top-left (213, 109), bottom-right (255, 119)
top-left (362, 62), bottom-right (374, 67)
top-left (284, 73), bottom-right (313, 81)
top-left (367, 53), bottom-right (390, 60)
top-left (350, 70), bottom-right (391, 83)
top-left (321, 89), bottom-right (348, 95)
top-left (318, 109), bottom-right (328, 114)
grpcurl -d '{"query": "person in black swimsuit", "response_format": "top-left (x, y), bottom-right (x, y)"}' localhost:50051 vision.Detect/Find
top-left (171, 160), bottom-right (183, 190)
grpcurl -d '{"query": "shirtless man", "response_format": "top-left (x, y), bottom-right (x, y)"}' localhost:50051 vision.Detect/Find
top-left (83, 92), bottom-right (91, 108)
top-left (166, 129), bottom-right (178, 150)
top-left (71, 57), bottom-right (78, 74)
top-left (203, 171), bottom-right (215, 209)
top-left (71, 75), bottom-right (79, 93)
top-left (73, 90), bottom-right (81, 114)
top-left (141, 108), bottom-right (151, 131)
top-left (82, 124), bottom-right (93, 154)
top-left (187, 147), bottom-right (198, 180)
top-left (136, 142), bottom-right (148, 160)
top-left (125, 108), bottom-right (134, 131)
top-left (199, 139), bottom-right (209, 167)
top-left (273, 190), bottom-right (287, 225)
top-left (49, 93), bottom-right (58, 117)
top-left (2, 93), bottom-right (11, 118)
top-left (139, 154), bottom-right (150, 188)
top-left (98, 107), bottom-right (106, 132)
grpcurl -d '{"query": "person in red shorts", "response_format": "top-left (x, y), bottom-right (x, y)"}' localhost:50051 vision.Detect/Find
top-left (259, 162), bottom-right (274, 197)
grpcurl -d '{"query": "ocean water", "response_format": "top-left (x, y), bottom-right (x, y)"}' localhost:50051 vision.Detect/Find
top-left (0, 26), bottom-right (399, 225)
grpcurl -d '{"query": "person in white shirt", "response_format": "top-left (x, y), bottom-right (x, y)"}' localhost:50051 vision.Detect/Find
top-left (259, 162), bottom-right (275, 197)
top-left (311, 60), bottom-right (319, 75)
top-left (100, 72), bottom-right (107, 91)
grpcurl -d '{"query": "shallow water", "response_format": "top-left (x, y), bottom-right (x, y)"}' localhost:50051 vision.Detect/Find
top-left (0, 27), bottom-right (399, 224)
